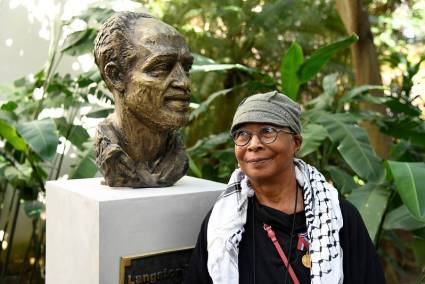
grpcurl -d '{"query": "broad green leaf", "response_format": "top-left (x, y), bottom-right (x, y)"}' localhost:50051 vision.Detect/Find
top-left (192, 53), bottom-right (216, 65)
top-left (317, 112), bottom-right (384, 182)
top-left (61, 28), bottom-right (97, 56)
top-left (412, 229), bottom-right (425, 266)
top-left (75, 7), bottom-right (114, 23)
top-left (4, 162), bottom-right (33, 185)
top-left (298, 34), bottom-right (358, 83)
top-left (77, 69), bottom-right (102, 87)
top-left (0, 109), bottom-right (18, 123)
top-left (189, 81), bottom-right (272, 122)
top-left (1, 101), bottom-right (17, 111)
top-left (280, 42), bottom-right (303, 100)
top-left (347, 184), bottom-right (391, 242)
top-left (306, 73), bottom-right (338, 110)
top-left (17, 119), bottom-right (58, 161)
top-left (0, 120), bottom-right (27, 151)
top-left (189, 87), bottom-right (235, 122)
top-left (187, 132), bottom-right (231, 158)
top-left (23, 200), bottom-right (44, 219)
top-left (383, 205), bottom-right (425, 231)
top-left (384, 99), bottom-right (421, 117)
top-left (380, 118), bottom-right (425, 147)
top-left (86, 107), bottom-right (114, 118)
top-left (69, 149), bottom-right (97, 179)
top-left (191, 63), bottom-right (258, 74)
top-left (188, 156), bottom-right (202, 178)
top-left (298, 124), bottom-right (328, 157)
top-left (13, 77), bottom-right (27, 87)
top-left (338, 85), bottom-right (385, 105)
top-left (327, 166), bottom-right (357, 195)
top-left (55, 118), bottom-right (90, 150)
top-left (386, 161), bottom-right (425, 221)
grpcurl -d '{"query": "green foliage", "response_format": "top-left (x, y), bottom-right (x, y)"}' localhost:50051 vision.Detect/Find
top-left (348, 184), bottom-right (391, 242)
top-left (69, 148), bottom-right (97, 179)
top-left (281, 34), bottom-right (358, 100)
top-left (298, 124), bottom-right (328, 157)
top-left (1, 0), bottom-right (424, 281)
top-left (0, 8), bottom-right (109, 280)
top-left (281, 43), bottom-right (303, 99)
top-left (61, 28), bottom-right (98, 56)
top-left (0, 120), bottom-right (27, 151)
top-left (386, 161), bottom-right (425, 222)
top-left (315, 112), bottom-right (384, 182)
top-left (383, 205), bottom-right (425, 231)
top-left (16, 119), bottom-right (59, 162)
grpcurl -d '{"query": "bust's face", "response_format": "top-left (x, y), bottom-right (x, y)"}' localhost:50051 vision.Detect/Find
top-left (123, 18), bottom-right (193, 131)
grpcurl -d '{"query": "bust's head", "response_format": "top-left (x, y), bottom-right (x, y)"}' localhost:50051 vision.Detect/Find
top-left (94, 12), bottom-right (193, 131)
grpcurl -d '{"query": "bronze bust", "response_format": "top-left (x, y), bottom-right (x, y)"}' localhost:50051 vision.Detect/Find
top-left (93, 12), bottom-right (193, 187)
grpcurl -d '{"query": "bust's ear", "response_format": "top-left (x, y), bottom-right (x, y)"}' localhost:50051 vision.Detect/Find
top-left (104, 62), bottom-right (125, 93)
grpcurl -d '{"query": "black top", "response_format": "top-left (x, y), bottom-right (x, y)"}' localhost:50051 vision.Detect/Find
top-left (183, 197), bottom-right (386, 284)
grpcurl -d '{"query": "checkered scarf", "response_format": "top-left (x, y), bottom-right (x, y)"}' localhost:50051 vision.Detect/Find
top-left (207, 158), bottom-right (343, 284)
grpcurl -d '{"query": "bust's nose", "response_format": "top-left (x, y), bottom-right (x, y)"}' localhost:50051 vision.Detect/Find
top-left (170, 63), bottom-right (190, 90)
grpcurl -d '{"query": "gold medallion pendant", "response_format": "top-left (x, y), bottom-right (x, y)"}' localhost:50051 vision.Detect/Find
top-left (302, 252), bottom-right (311, 268)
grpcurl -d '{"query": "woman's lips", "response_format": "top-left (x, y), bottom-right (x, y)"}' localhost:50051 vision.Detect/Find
top-left (245, 157), bottom-right (272, 164)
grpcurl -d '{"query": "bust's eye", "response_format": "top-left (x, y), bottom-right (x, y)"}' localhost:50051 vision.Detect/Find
top-left (148, 62), bottom-right (174, 76)
top-left (182, 62), bottom-right (192, 74)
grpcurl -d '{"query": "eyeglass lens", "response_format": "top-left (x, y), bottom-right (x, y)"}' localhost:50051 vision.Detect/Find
top-left (233, 127), bottom-right (280, 146)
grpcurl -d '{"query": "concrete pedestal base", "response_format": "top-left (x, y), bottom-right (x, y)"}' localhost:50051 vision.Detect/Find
top-left (46, 176), bottom-right (224, 284)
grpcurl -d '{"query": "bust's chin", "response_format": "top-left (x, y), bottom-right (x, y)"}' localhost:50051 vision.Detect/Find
top-left (140, 111), bottom-right (190, 131)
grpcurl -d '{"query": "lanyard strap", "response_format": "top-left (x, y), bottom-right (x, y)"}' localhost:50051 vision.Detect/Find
top-left (263, 224), bottom-right (300, 284)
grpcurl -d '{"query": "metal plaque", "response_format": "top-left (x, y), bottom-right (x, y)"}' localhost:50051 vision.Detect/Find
top-left (119, 247), bottom-right (194, 284)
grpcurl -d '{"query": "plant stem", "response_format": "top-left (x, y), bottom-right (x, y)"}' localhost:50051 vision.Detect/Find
top-left (33, 21), bottom-right (64, 120)
top-left (26, 155), bottom-right (45, 193)
top-left (55, 100), bottom-right (80, 180)
top-left (1, 189), bottom-right (20, 280)
top-left (19, 219), bottom-right (37, 282)
top-left (0, 186), bottom-right (17, 273)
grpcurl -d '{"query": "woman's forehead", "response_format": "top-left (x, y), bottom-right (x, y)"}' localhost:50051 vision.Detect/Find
top-left (236, 122), bottom-right (289, 130)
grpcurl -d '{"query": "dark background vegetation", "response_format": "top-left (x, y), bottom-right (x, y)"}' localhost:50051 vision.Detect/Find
top-left (0, 0), bottom-right (424, 283)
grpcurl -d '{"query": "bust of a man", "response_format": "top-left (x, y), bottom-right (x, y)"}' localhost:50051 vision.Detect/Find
top-left (93, 12), bottom-right (193, 187)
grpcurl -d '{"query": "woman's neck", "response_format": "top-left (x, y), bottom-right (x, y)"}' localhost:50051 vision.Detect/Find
top-left (251, 169), bottom-right (304, 214)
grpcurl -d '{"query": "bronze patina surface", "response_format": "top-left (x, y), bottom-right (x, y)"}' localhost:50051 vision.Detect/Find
top-left (94, 12), bottom-right (193, 187)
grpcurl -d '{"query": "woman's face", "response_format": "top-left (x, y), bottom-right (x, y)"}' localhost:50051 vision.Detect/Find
top-left (234, 123), bottom-right (302, 183)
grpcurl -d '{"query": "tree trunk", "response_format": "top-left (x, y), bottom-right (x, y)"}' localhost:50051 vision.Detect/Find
top-left (336, 0), bottom-right (391, 158)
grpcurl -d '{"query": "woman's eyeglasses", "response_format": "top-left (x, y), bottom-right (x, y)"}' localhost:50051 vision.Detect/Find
top-left (231, 126), bottom-right (294, 147)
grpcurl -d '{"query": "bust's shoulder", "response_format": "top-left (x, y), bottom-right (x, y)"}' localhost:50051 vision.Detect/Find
top-left (95, 114), bottom-right (123, 145)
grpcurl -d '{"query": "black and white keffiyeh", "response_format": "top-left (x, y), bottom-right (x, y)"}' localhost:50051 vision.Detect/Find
top-left (207, 158), bottom-right (343, 284)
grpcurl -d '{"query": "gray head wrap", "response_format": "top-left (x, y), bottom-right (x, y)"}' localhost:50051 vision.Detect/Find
top-left (231, 91), bottom-right (301, 134)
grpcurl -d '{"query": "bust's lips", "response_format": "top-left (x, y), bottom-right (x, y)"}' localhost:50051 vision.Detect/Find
top-left (164, 94), bottom-right (190, 111)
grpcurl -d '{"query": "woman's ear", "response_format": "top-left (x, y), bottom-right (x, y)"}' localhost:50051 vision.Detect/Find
top-left (293, 134), bottom-right (303, 155)
top-left (104, 62), bottom-right (126, 93)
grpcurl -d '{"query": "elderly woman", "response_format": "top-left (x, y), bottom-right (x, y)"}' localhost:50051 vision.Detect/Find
top-left (184, 91), bottom-right (386, 284)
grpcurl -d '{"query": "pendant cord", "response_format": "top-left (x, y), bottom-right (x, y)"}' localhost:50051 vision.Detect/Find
top-left (284, 184), bottom-right (298, 284)
top-left (252, 197), bottom-right (256, 284)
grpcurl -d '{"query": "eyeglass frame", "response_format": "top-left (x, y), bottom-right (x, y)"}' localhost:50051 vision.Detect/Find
top-left (231, 126), bottom-right (295, 147)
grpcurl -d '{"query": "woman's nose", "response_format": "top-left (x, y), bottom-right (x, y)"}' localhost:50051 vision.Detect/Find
top-left (247, 133), bottom-right (264, 150)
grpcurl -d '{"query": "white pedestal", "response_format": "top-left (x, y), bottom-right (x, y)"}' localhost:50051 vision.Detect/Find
top-left (46, 176), bottom-right (225, 284)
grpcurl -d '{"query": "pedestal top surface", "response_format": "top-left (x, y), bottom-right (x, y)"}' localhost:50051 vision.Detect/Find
top-left (46, 176), bottom-right (226, 202)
